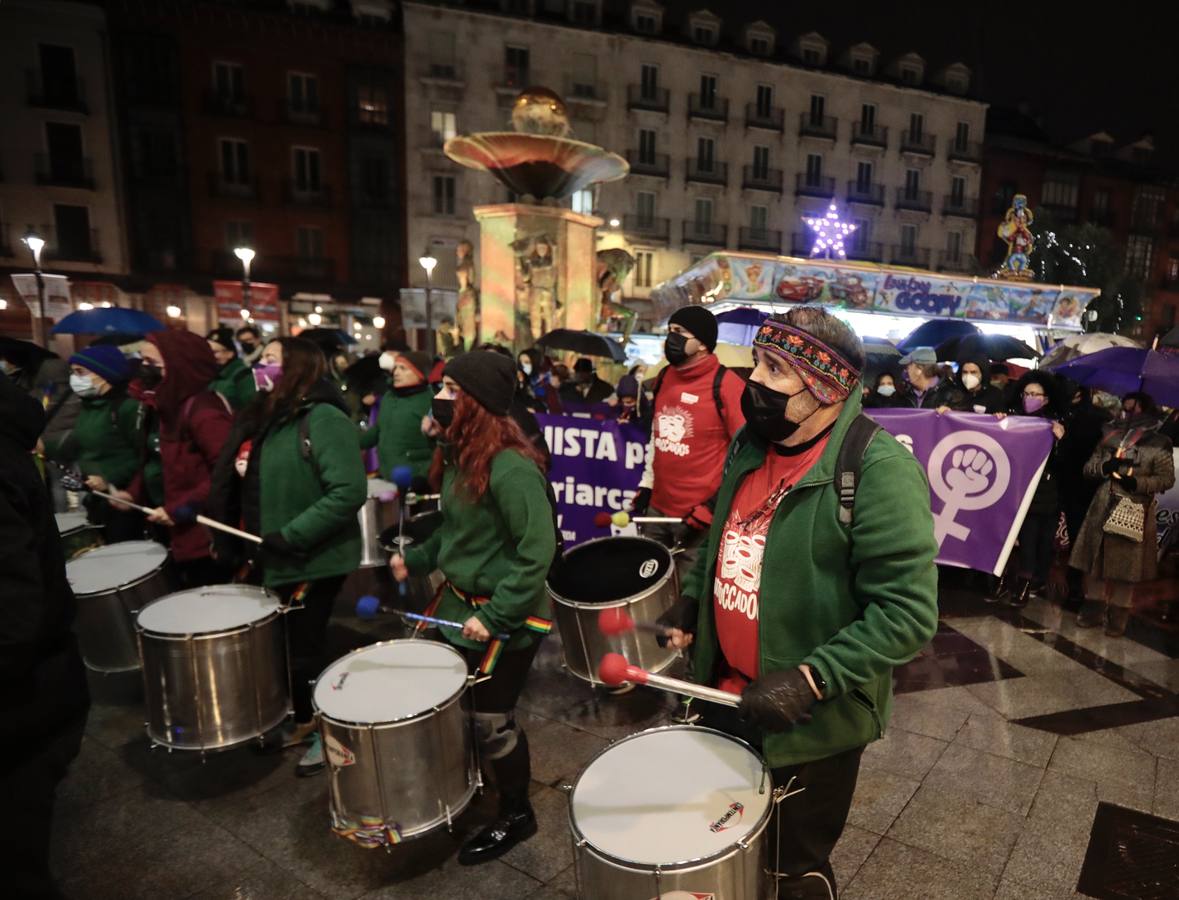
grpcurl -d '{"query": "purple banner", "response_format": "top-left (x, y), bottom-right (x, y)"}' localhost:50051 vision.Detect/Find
top-left (538, 414), bottom-right (649, 547)
top-left (865, 409), bottom-right (1055, 575)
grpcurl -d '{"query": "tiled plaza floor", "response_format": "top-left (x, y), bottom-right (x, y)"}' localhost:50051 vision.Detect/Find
top-left (51, 576), bottom-right (1179, 899)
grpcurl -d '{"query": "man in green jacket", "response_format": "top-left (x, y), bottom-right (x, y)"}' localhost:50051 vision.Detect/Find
top-left (206, 327), bottom-right (257, 411)
top-left (359, 350), bottom-right (434, 481)
top-left (663, 307), bottom-right (938, 900)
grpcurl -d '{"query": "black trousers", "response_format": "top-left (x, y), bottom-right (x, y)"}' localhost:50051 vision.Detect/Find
top-left (1016, 511), bottom-right (1057, 585)
top-left (276, 575), bottom-right (346, 723)
top-left (174, 556), bottom-right (232, 591)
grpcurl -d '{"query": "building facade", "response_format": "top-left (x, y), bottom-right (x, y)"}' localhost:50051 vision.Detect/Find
top-left (403, 0), bottom-right (986, 318)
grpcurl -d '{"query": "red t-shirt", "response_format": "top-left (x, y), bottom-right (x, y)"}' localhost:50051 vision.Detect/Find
top-left (712, 435), bottom-right (830, 693)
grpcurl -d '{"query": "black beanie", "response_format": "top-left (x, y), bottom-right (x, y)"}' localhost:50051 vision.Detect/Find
top-left (444, 351), bottom-right (516, 416)
top-left (206, 327), bottom-right (236, 352)
top-left (397, 350), bottom-right (432, 381)
top-left (668, 305), bottom-right (718, 351)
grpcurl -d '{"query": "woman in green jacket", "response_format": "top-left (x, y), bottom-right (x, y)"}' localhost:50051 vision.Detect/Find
top-left (208, 337), bottom-right (367, 776)
top-left (390, 351), bottom-right (555, 866)
top-left (206, 326), bottom-right (257, 411)
top-left (42, 345), bottom-right (143, 542)
top-left (358, 350), bottom-right (434, 480)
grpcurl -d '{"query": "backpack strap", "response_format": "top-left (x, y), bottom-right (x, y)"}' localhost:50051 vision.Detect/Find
top-left (711, 364), bottom-right (727, 416)
top-left (834, 414), bottom-right (882, 526)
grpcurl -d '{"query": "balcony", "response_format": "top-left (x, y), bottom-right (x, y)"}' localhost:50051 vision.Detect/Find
top-left (622, 214), bottom-right (670, 242)
top-left (46, 227), bottom-right (102, 264)
top-left (900, 130), bottom-right (936, 156)
top-left (626, 150), bottom-right (670, 178)
top-left (943, 194), bottom-right (979, 217)
top-left (891, 245), bottom-right (932, 267)
top-left (35, 154), bottom-right (95, 189)
top-left (1088, 209), bottom-right (1115, 228)
top-left (565, 77), bottom-right (606, 105)
top-left (26, 70), bottom-right (88, 113)
top-left (627, 85), bottom-right (669, 113)
top-left (745, 103), bottom-right (784, 132)
top-left (208, 171), bottom-right (260, 201)
top-left (284, 180), bottom-right (333, 207)
top-left (688, 94), bottom-right (728, 123)
top-left (938, 252), bottom-right (978, 273)
top-left (742, 165), bottom-right (783, 193)
top-left (851, 121), bottom-right (888, 148)
top-left (790, 231), bottom-right (814, 256)
top-left (355, 187), bottom-right (394, 209)
top-left (795, 173), bottom-right (836, 198)
top-left (683, 221), bottom-right (727, 246)
top-left (495, 67), bottom-right (531, 97)
top-left (847, 241), bottom-right (884, 263)
top-left (350, 102), bottom-right (392, 131)
top-left (896, 188), bottom-right (933, 213)
top-left (847, 180), bottom-right (885, 205)
top-left (420, 61), bottom-right (465, 86)
top-left (1040, 202), bottom-right (1079, 223)
top-left (203, 89), bottom-right (254, 117)
top-left (686, 159), bottom-right (728, 186)
top-left (947, 139), bottom-right (982, 164)
top-left (738, 227), bottom-right (781, 252)
top-left (799, 113), bottom-right (838, 141)
top-left (281, 99), bottom-right (323, 126)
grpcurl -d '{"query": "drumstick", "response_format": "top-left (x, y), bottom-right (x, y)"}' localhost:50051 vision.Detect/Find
top-left (597, 607), bottom-right (669, 637)
top-left (395, 610), bottom-right (511, 641)
top-left (592, 510), bottom-right (683, 528)
top-left (598, 652), bottom-right (741, 708)
top-left (391, 467), bottom-right (413, 599)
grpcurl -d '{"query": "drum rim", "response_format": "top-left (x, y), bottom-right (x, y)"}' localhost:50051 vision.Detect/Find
top-left (568, 724), bottom-right (774, 871)
top-left (311, 638), bottom-right (469, 726)
top-left (67, 540), bottom-right (170, 596)
top-left (547, 535), bottom-right (676, 610)
top-left (135, 585), bottom-right (283, 637)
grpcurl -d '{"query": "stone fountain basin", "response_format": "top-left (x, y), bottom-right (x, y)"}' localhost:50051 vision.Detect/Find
top-left (444, 133), bottom-right (628, 201)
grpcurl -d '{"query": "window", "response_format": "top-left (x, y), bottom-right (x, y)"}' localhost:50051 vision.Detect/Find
top-left (692, 25), bottom-right (716, 46)
top-left (53, 204), bottom-right (92, 259)
top-left (860, 104), bottom-right (876, 131)
top-left (752, 146), bottom-right (770, 179)
top-left (296, 225), bottom-right (324, 260)
top-left (946, 231), bottom-right (962, 262)
top-left (805, 153), bottom-right (823, 184)
top-left (1125, 234), bottom-right (1154, 280)
top-left (225, 220), bottom-right (253, 250)
top-left (954, 122), bottom-right (970, 150)
top-left (855, 161), bottom-right (873, 191)
top-left (699, 74), bottom-right (718, 108)
top-left (38, 44), bottom-right (81, 105)
top-left (900, 66), bottom-right (920, 85)
top-left (505, 45), bottom-right (530, 87)
top-left (570, 1), bottom-right (597, 25)
top-left (636, 191), bottom-right (656, 224)
top-left (750, 205), bottom-right (768, 234)
top-left (356, 84), bottom-right (388, 124)
top-left (1132, 187), bottom-right (1164, 229)
top-left (634, 13), bottom-right (658, 34)
top-left (571, 188), bottom-right (593, 214)
top-left (430, 110), bottom-right (457, 146)
top-left (638, 129), bottom-right (657, 164)
top-left (635, 250), bottom-right (654, 288)
top-left (219, 138), bottom-right (250, 183)
top-left (571, 53), bottom-right (596, 98)
top-left (908, 113), bottom-right (924, 140)
top-left (852, 56), bottom-right (872, 75)
top-left (904, 169), bottom-right (921, 196)
top-left (432, 175), bottom-right (456, 215)
top-left (428, 32), bottom-right (457, 78)
top-left (697, 137), bottom-right (715, 169)
top-left (45, 122), bottom-right (84, 180)
top-left (288, 72), bottom-right (319, 114)
top-left (213, 61), bottom-right (244, 100)
top-left (134, 128), bottom-right (177, 177)
top-left (802, 47), bottom-right (821, 64)
top-left (750, 36), bottom-right (770, 56)
top-left (851, 219), bottom-right (871, 251)
top-left (755, 84), bottom-right (773, 117)
top-left (292, 147), bottom-right (321, 192)
top-left (900, 224), bottom-right (917, 254)
top-left (694, 197), bottom-right (713, 227)
top-left (950, 176), bottom-right (966, 205)
top-left (809, 94), bottom-right (825, 125)
top-left (1166, 256), bottom-right (1178, 283)
top-left (359, 156), bottom-right (389, 202)
top-left (1042, 171), bottom-right (1078, 209)
top-left (640, 64), bottom-right (659, 98)
top-left (1092, 189), bottom-right (1111, 216)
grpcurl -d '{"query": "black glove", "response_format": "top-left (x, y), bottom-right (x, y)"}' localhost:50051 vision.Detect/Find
top-left (630, 487), bottom-right (652, 516)
top-left (1119, 474), bottom-right (1138, 493)
top-left (655, 595), bottom-right (699, 647)
top-left (1101, 458), bottom-right (1122, 477)
top-left (684, 504), bottom-right (712, 532)
top-left (738, 668), bottom-right (818, 733)
top-left (262, 532), bottom-right (304, 558)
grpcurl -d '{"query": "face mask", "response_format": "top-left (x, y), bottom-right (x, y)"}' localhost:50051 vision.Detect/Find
top-left (877, 384), bottom-right (896, 397)
top-left (431, 397), bottom-right (455, 429)
top-left (379, 351), bottom-right (397, 372)
top-left (239, 341), bottom-right (256, 355)
top-left (70, 373), bottom-right (100, 398)
top-left (1023, 395), bottom-right (1047, 414)
top-left (740, 379), bottom-right (811, 443)
top-left (0, 360), bottom-right (19, 378)
top-left (253, 363), bottom-right (282, 392)
top-left (961, 373), bottom-right (981, 391)
top-left (990, 380), bottom-right (1005, 390)
top-left (521, 361), bottom-right (533, 376)
top-left (138, 364), bottom-right (163, 389)
top-left (664, 332), bottom-right (690, 366)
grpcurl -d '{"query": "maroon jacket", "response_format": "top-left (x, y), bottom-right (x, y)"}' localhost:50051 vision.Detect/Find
top-left (127, 330), bottom-right (233, 562)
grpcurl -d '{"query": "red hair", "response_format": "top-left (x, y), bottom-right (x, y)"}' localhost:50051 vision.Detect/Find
top-left (430, 392), bottom-right (546, 500)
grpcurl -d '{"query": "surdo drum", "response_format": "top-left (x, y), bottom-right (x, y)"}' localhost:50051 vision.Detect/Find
top-left (358, 478), bottom-right (399, 568)
top-left (313, 639), bottom-right (478, 847)
top-left (547, 536), bottom-right (678, 684)
top-left (569, 727), bottom-right (778, 899)
top-left (55, 510), bottom-right (104, 560)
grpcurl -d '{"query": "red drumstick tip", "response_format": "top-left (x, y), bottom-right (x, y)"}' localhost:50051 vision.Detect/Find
top-left (592, 511), bottom-right (613, 528)
top-left (598, 652), bottom-right (632, 686)
top-left (598, 607), bottom-right (636, 637)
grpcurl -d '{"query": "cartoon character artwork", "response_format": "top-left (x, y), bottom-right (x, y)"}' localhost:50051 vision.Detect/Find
top-left (455, 239), bottom-right (479, 350)
top-left (829, 273), bottom-right (870, 308)
top-left (776, 275), bottom-right (824, 303)
top-left (997, 194), bottom-right (1035, 280)
top-left (596, 248), bottom-right (637, 340)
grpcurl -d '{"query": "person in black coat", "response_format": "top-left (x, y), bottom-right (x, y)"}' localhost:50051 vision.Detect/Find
top-left (863, 370), bottom-right (908, 409)
top-left (1057, 383), bottom-right (1111, 606)
top-left (0, 375), bottom-right (90, 898)
top-left (949, 355), bottom-right (1006, 413)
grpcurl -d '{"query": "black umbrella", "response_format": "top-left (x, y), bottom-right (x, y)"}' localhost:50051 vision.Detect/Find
top-left (299, 327), bottom-right (357, 349)
top-left (936, 333), bottom-right (1039, 362)
top-left (0, 336), bottom-right (57, 368)
top-left (896, 319), bottom-right (979, 353)
top-left (537, 329), bottom-right (627, 362)
top-left (344, 355), bottom-right (386, 394)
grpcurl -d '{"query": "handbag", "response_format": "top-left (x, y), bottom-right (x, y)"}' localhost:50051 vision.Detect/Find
top-left (1103, 494), bottom-right (1145, 542)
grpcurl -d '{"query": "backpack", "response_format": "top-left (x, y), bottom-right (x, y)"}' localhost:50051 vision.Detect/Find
top-left (650, 363), bottom-right (729, 420)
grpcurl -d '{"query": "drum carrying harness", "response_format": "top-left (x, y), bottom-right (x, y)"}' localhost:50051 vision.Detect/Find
top-left (416, 581), bottom-right (552, 674)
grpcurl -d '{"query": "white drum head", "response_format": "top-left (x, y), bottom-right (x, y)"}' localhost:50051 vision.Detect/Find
top-left (315, 640), bottom-right (467, 724)
top-left (137, 585), bottom-right (281, 635)
top-left (367, 478), bottom-right (396, 499)
top-left (66, 541), bottom-right (168, 595)
top-left (55, 511), bottom-right (90, 534)
top-left (571, 727), bottom-right (771, 867)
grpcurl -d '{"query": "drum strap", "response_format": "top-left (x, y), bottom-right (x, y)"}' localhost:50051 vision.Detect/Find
top-left (419, 581), bottom-right (553, 675)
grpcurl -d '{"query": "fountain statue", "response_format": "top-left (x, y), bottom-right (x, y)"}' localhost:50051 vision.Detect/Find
top-left (444, 87), bottom-right (628, 346)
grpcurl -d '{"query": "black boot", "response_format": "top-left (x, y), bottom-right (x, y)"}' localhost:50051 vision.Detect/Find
top-left (1005, 577), bottom-right (1031, 609)
top-left (777, 866), bottom-right (837, 899)
top-left (984, 575), bottom-right (1010, 605)
top-left (457, 797), bottom-right (537, 866)
top-left (1077, 600), bottom-right (1105, 628)
top-left (1104, 606), bottom-right (1131, 637)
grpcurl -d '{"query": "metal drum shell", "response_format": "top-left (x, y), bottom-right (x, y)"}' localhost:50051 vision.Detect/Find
top-left (358, 481), bottom-right (400, 568)
top-left (57, 514), bottom-right (104, 561)
top-left (72, 554), bottom-right (173, 673)
top-left (547, 537), bottom-right (679, 685)
top-left (378, 510), bottom-right (444, 608)
top-left (137, 590), bottom-right (289, 752)
top-left (315, 641), bottom-right (477, 841)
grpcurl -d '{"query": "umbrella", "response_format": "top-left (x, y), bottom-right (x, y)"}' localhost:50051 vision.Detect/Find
top-left (537, 329), bottom-right (626, 362)
top-left (648, 341), bottom-right (753, 376)
top-left (298, 327), bottom-right (357, 348)
top-left (0, 336), bottom-right (57, 368)
top-left (896, 319), bottom-right (979, 353)
top-left (861, 337), bottom-right (902, 383)
top-left (52, 307), bottom-right (164, 335)
top-left (344, 355), bottom-right (385, 393)
top-left (936, 333), bottom-right (1039, 363)
top-left (1039, 332), bottom-right (1141, 369)
top-left (1159, 326), bottom-right (1179, 354)
top-left (1045, 347), bottom-right (1179, 407)
top-left (716, 307), bottom-right (769, 346)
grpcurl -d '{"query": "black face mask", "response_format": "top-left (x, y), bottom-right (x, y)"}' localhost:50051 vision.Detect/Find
top-left (664, 332), bottom-right (690, 366)
top-left (137, 364), bottom-right (164, 389)
top-left (740, 379), bottom-right (811, 443)
top-left (431, 397), bottom-right (455, 429)
top-left (239, 341), bottom-right (257, 354)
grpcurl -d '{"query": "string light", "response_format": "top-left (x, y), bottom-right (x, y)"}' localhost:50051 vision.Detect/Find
top-left (803, 203), bottom-right (857, 259)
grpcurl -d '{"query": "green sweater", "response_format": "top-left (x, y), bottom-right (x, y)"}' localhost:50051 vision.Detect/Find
top-left (404, 449), bottom-right (555, 650)
top-left (257, 402), bottom-right (368, 587)
top-left (45, 391), bottom-right (142, 490)
top-left (358, 388), bottom-right (434, 480)
top-left (208, 357), bottom-right (256, 411)
top-left (683, 393), bottom-right (939, 767)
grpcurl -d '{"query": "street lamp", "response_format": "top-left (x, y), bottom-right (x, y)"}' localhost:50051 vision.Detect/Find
top-left (419, 249), bottom-right (437, 353)
top-left (372, 315), bottom-right (386, 330)
top-left (21, 228), bottom-right (47, 346)
top-left (234, 246), bottom-right (255, 321)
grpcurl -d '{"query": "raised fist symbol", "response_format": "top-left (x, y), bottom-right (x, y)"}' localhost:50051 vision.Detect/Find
top-left (945, 447), bottom-right (994, 496)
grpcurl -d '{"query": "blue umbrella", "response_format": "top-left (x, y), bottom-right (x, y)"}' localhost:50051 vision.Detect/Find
top-left (1045, 346), bottom-right (1179, 407)
top-left (52, 307), bottom-right (165, 335)
top-left (896, 319), bottom-right (979, 353)
top-left (715, 307), bottom-right (769, 346)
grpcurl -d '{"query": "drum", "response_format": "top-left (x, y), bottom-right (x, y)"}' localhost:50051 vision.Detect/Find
top-left (55, 510), bottom-right (103, 560)
top-left (547, 536), bottom-right (678, 684)
top-left (378, 509), bottom-right (444, 608)
top-left (67, 541), bottom-right (172, 673)
top-left (136, 585), bottom-right (290, 752)
top-left (358, 478), bottom-right (400, 568)
top-left (314, 639), bottom-right (478, 847)
top-left (569, 726), bottom-right (776, 899)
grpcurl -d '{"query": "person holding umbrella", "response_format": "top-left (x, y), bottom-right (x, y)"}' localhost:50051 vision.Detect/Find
top-left (559, 357), bottom-right (614, 404)
top-left (943, 354), bottom-right (1005, 414)
top-left (206, 326), bottom-right (257, 412)
top-left (358, 350), bottom-right (435, 482)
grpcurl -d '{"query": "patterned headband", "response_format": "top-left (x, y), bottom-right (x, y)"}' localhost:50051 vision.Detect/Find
top-left (753, 320), bottom-right (861, 405)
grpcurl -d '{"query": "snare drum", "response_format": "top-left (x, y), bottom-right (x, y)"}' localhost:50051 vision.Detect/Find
top-left (547, 536), bottom-right (678, 684)
top-left (570, 726), bottom-right (776, 899)
top-left (55, 510), bottom-right (103, 560)
top-left (67, 541), bottom-right (172, 672)
top-left (136, 585), bottom-right (290, 752)
top-left (314, 639), bottom-right (478, 847)
top-left (358, 478), bottom-right (399, 568)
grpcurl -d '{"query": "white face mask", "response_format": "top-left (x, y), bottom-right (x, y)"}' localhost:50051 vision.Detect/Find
top-left (70, 373), bottom-right (100, 398)
top-left (378, 351), bottom-right (397, 373)
top-left (521, 361), bottom-right (533, 376)
top-left (876, 384), bottom-right (896, 397)
top-left (961, 373), bottom-right (981, 391)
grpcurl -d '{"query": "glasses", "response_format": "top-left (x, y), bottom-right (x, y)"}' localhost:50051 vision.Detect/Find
top-left (1022, 391), bottom-right (1045, 399)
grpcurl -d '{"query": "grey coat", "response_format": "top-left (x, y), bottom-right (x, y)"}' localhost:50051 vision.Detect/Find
top-left (1069, 419), bottom-right (1175, 583)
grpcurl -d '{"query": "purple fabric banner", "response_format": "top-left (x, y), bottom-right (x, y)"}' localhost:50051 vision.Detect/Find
top-left (864, 409), bottom-right (1055, 575)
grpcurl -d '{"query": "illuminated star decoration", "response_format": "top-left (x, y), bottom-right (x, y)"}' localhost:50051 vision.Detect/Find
top-left (803, 203), bottom-right (857, 259)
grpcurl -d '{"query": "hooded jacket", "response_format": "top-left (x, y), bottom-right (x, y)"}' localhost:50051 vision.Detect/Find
top-left (208, 356), bottom-right (257, 411)
top-left (358, 384), bottom-right (435, 480)
top-left (951, 356), bottom-right (1006, 414)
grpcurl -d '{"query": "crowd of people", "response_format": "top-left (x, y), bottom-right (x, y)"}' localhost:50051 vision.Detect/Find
top-left (1, 306), bottom-right (1175, 899)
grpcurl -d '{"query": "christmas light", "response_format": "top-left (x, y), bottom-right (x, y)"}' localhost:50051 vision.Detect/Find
top-left (803, 203), bottom-right (857, 259)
